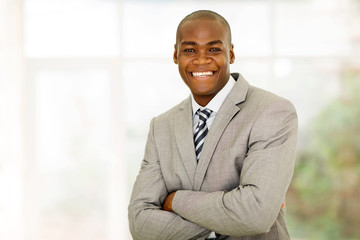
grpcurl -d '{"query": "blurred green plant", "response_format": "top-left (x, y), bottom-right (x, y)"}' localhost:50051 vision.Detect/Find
top-left (288, 69), bottom-right (360, 240)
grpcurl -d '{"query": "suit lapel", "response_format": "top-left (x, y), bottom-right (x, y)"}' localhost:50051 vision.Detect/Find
top-left (174, 97), bottom-right (197, 187)
top-left (193, 74), bottom-right (249, 190)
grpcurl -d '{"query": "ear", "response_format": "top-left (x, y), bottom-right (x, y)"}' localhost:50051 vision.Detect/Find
top-left (229, 43), bottom-right (235, 64)
top-left (173, 44), bottom-right (178, 64)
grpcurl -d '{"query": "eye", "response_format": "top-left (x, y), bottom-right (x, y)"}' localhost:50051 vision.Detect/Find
top-left (209, 47), bottom-right (221, 52)
top-left (183, 48), bottom-right (195, 53)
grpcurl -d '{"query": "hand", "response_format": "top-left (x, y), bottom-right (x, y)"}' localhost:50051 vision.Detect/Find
top-left (162, 191), bottom-right (176, 212)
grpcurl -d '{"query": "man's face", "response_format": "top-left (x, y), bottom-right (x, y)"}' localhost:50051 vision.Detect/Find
top-left (174, 19), bottom-right (235, 106)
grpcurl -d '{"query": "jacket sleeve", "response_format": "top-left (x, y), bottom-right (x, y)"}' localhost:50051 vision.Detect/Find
top-left (171, 99), bottom-right (298, 237)
top-left (128, 118), bottom-right (210, 240)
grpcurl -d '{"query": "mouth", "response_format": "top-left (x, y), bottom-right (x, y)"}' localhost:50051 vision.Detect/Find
top-left (190, 71), bottom-right (217, 77)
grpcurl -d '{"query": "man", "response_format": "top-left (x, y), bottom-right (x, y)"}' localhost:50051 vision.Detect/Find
top-left (128, 10), bottom-right (298, 240)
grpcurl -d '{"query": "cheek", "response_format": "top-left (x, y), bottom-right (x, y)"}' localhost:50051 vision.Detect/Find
top-left (178, 65), bottom-right (187, 77)
top-left (211, 55), bottom-right (225, 66)
top-left (218, 59), bottom-right (230, 71)
top-left (219, 55), bottom-right (229, 64)
top-left (178, 60), bottom-right (192, 75)
top-left (179, 57), bottom-right (191, 65)
top-left (177, 61), bottom-right (189, 81)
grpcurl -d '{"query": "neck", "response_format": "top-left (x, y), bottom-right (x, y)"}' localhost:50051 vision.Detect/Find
top-left (193, 95), bottom-right (214, 107)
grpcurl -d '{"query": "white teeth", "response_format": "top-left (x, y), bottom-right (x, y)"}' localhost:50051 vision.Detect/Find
top-left (192, 71), bottom-right (213, 77)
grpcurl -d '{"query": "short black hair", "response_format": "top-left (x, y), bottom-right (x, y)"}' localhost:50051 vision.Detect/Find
top-left (176, 10), bottom-right (232, 44)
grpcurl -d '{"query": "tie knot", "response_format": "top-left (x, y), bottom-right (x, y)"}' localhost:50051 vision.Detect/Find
top-left (197, 108), bottom-right (212, 122)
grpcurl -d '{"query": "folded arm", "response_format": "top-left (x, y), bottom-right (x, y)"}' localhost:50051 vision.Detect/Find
top-left (171, 99), bottom-right (298, 236)
top-left (128, 118), bottom-right (210, 240)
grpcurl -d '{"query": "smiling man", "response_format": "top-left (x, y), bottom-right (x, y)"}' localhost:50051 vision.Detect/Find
top-left (128, 10), bottom-right (298, 240)
top-left (174, 14), bottom-right (234, 107)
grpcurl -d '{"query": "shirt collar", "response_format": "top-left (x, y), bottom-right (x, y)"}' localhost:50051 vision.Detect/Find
top-left (191, 74), bottom-right (236, 116)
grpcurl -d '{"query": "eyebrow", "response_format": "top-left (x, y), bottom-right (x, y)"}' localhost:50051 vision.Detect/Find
top-left (207, 40), bottom-right (223, 46)
top-left (180, 40), bottom-right (224, 46)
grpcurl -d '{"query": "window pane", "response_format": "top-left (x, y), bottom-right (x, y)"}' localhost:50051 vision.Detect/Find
top-left (122, 61), bottom-right (188, 127)
top-left (275, 2), bottom-right (352, 56)
top-left (35, 70), bottom-right (113, 239)
top-left (272, 58), bottom-right (341, 128)
top-left (231, 59), bottom-right (272, 90)
top-left (24, 0), bottom-right (120, 57)
top-left (122, 1), bottom-right (271, 58)
top-left (230, 3), bottom-right (271, 56)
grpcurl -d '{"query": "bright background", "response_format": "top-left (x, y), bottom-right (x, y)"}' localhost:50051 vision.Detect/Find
top-left (1, 0), bottom-right (360, 239)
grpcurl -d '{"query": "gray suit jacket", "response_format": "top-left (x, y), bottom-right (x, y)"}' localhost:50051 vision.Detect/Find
top-left (128, 73), bottom-right (298, 240)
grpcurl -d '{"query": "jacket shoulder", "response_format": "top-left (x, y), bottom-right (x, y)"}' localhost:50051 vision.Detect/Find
top-left (246, 84), bottom-right (296, 112)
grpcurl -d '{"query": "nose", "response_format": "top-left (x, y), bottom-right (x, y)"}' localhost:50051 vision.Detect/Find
top-left (193, 51), bottom-right (211, 65)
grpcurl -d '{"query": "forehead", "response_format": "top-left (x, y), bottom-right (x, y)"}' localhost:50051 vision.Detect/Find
top-left (177, 19), bottom-right (229, 44)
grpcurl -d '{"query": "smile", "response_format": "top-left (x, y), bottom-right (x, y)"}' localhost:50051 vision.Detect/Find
top-left (191, 71), bottom-right (215, 77)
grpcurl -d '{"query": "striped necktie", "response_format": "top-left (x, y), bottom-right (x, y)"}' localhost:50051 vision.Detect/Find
top-left (194, 108), bottom-right (212, 161)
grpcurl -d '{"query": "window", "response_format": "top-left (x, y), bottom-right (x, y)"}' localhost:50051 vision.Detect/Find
top-left (0, 0), bottom-right (358, 239)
